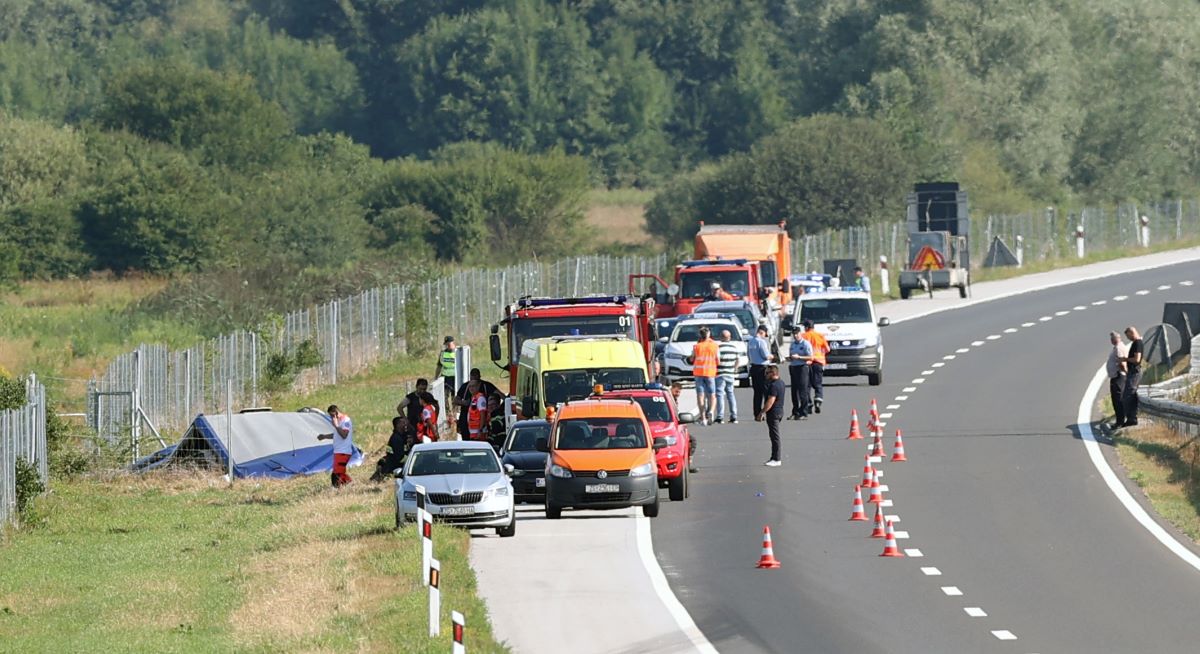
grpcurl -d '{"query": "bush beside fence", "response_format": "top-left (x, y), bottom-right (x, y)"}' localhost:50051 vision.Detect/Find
top-left (1, 376), bottom-right (47, 526)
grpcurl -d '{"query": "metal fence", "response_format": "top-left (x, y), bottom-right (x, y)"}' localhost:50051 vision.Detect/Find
top-left (792, 199), bottom-right (1200, 275)
top-left (88, 254), bottom-right (670, 453)
top-left (1, 376), bottom-right (47, 526)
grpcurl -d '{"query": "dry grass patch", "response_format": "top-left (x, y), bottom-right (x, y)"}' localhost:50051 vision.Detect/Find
top-left (1114, 421), bottom-right (1200, 543)
top-left (585, 204), bottom-right (650, 245)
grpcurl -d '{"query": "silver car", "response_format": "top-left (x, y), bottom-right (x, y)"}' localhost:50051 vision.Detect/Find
top-left (661, 313), bottom-right (750, 387)
top-left (694, 300), bottom-right (781, 348)
top-left (396, 440), bottom-right (516, 537)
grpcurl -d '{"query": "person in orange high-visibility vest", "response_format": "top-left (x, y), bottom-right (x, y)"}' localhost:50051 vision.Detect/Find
top-left (690, 326), bottom-right (720, 425)
top-left (466, 380), bottom-right (488, 440)
top-left (709, 282), bottom-right (734, 301)
top-left (800, 319), bottom-right (830, 413)
top-left (417, 392), bottom-right (440, 443)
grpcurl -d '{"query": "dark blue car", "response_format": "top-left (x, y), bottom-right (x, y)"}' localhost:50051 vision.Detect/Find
top-left (500, 420), bottom-right (551, 503)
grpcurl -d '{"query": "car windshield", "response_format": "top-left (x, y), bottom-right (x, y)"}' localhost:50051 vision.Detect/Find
top-left (680, 271), bottom-right (751, 299)
top-left (543, 368), bottom-right (645, 406)
top-left (630, 395), bottom-right (673, 423)
top-left (695, 305), bottom-right (755, 333)
top-left (506, 424), bottom-right (550, 451)
top-left (800, 298), bottom-right (873, 324)
top-left (510, 316), bottom-right (635, 363)
top-left (671, 323), bottom-right (738, 343)
top-left (555, 417), bottom-right (647, 449)
top-left (409, 449), bottom-right (500, 475)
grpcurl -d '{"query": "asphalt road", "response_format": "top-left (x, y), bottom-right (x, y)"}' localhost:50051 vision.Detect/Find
top-left (652, 257), bottom-right (1200, 653)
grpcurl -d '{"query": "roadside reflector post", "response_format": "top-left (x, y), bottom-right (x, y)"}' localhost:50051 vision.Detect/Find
top-left (1015, 235), bottom-right (1024, 267)
top-left (1139, 214), bottom-right (1150, 247)
top-left (1075, 224), bottom-right (1085, 259)
top-left (421, 511), bottom-right (433, 587)
top-left (452, 611), bottom-right (465, 653)
top-left (878, 255), bottom-right (889, 297)
top-left (429, 558), bottom-right (441, 637)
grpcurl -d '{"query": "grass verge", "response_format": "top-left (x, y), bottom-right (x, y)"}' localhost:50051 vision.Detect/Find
top-left (1113, 422), bottom-right (1200, 544)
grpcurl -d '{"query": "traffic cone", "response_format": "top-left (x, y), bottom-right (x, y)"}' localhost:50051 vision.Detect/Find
top-left (846, 410), bottom-right (863, 440)
top-left (848, 485), bottom-right (867, 521)
top-left (869, 503), bottom-right (886, 537)
top-left (756, 526), bottom-right (782, 568)
top-left (861, 457), bottom-right (875, 488)
top-left (868, 471), bottom-right (885, 503)
top-left (891, 429), bottom-right (908, 462)
top-left (880, 520), bottom-right (904, 557)
top-left (870, 428), bottom-right (885, 458)
top-left (869, 398), bottom-right (879, 421)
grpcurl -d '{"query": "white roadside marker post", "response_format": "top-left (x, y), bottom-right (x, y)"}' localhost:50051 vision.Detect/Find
top-left (429, 558), bottom-right (441, 637)
top-left (452, 611), bottom-right (466, 653)
top-left (1075, 224), bottom-right (1085, 259)
top-left (1140, 214), bottom-right (1150, 247)
top-left (878, 256), bottom-right (889, 297)
top-left (422, 511), bottom-right (433, 587)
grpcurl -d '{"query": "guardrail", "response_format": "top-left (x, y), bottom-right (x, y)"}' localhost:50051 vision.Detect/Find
top-left (1, 375), bottom-right (47, 526)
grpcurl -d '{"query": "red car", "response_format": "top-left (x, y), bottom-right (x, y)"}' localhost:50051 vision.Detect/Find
top-left (591, 384), bottom-right (696, 501)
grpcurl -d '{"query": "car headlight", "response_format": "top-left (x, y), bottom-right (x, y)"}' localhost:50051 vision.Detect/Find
top-left (483, 486), bottom-right (510, 499)
top-left (630, 462), bottom-right (654, 477)
top-left (862, 334), bottom-right (879, 347)
top-left (402, 490), bottom-right (416, 501)
top-left (549, 464), bottom-right (573, 478)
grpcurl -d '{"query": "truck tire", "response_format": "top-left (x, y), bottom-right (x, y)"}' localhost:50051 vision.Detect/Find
top-left (868, 371), bottom-right (882, 386)
top-left (642, 496), bottom-right (661, 518)
top-left (899, 286), bottom-right (911, 300)
top-left (668, 468), bottom-right (687, 502)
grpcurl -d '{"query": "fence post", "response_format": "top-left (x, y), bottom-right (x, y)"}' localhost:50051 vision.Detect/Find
top-left (331, 301), bottom-right (340, 386)
top-left (132, 347), bottom-right (142, 463)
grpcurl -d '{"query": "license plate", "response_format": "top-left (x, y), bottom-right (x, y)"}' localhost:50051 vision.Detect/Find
top-left (585, 483), bottom-right (620, 493)
top-left (825, 363), bottom-right (848, 370)
top-left (440, 506), bottom-right (474, 516)
top-left (535, 478), bottom-right (546, 488)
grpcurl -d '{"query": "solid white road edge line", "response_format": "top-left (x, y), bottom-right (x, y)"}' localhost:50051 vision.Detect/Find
top-left (635, 516), bottom-right (720, 654)
top-left (1077, 366), bottom-right (1200, 573)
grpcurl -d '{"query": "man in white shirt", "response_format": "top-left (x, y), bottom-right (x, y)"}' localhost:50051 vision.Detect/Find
top-left (1106, 331), bottom-right (1128, 428)
top-left (319, 404), bottom-right (355, 487)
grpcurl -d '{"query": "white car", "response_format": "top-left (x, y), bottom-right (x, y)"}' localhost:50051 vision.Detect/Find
top-left (661, 313), bottom-right (750, 386)
top-left (396, 440), bottom-right (516, 537)
top-left (790, 289), bottom-right (889, 386)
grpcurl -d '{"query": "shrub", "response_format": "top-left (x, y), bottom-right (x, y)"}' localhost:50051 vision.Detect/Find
top-left (14, 457), bottom-right (44, 519)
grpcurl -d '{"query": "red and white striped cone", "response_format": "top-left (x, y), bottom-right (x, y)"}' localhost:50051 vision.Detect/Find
top-left (847, 409), bottom-right (863, 439)
top-left (868, 470), bottom-right (885, 503)
top-left (849, 484), bottom-right (867, 521)
top-left (861, 457), bottom-right (875, 488)
top-left (870, 428), bottom-right (885, 458)
top-left (756, 525), bottom-right (782, 568)
top-left (891, 429), bottom-right (908, 462)
top-left (869, 398), bottom-right (880, 422)
top-left (880, 520), bottom-right (904, 557)
top-left (869, 502), bottom-right (886, 538)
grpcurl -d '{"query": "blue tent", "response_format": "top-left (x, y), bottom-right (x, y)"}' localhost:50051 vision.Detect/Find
top-left (135, 409), bottom-right (363, 478)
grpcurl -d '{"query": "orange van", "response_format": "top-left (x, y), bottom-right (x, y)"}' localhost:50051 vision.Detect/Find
top-left (536, 398), bottom-right (666, 519)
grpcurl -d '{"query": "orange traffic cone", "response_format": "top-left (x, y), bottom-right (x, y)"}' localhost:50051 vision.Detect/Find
top-left (880, 520), bottom-right (904, 557)
top-left (847, 410), bottom-right (863, 440)
top-left (849, 485), bottom-right (867, 521)
top-left (869, 503), bottom-right (886, 537)
top-left (869, 398), bottom-right (879, 421)
top-left (891, 429), bottom-right (908, 462)
top-left (868, 461), bottom-right (880, 488)
top-left (868, 471), bottom-right (885, 503)
top-left (756, 526), bottom-right (782, 568)
top-left (870, 428), bottom-right (885, 458)
top-left (861, 457), bottom-right (874, 488)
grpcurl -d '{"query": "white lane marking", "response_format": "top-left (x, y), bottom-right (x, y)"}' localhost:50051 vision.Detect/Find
top-left (932, 362), bottom-right (945, 368)
top-left (1054, 310), bottom-right (1070, 316)
top-left (887, 404), bottom-right (902, 409)
top-left (1039, 316), bottom-right (1053, 321)
top-left (1021, 321), bottom-right (1036, 327)
top-left (878, 485), bottom-right (890, 492)
top-left (992, 630), bottom-right (1017, 641)
top-left (902, 386), bottom-right (916, 392)
top-left (894, 530), bottom-right (909, 539)
top-left (921, 567), bottom-right (941, 576)
top-left (944, 354), bottom-right (957, 360)
top-left (885, 515), bottom-right (900, 522)
top-left (1113, 295), bottom-right (1128, 301)
top-left (1073, 305), bottom-right (1087, 311)
top-left (1158, 284), bottom-right (1172, 290)
top-left (868, 455), bottom-right (882, 463)
top-left (941, 587), bottom-right (963, 596)
top-left (971, 340), bottom-right (985, 346)
top-left (921, 369), bottom-right (935, 375)
top-left (1078, 367), bottom-right (1200, 573)
top-left (1091, 300), bottom-right (1107, 306)
top-left (1181, 280), bottom-right (1194, 286)
top-left (635, 517), bottom-right (720, 653)
top-left (1004, 328), bottom-right (1018, 333)
top-left (893, 396), bottom-right (908, 402)
top-left (986, 334), bottom-right (1002, 340)
top-left (881, 499), bottom-right (893, 507)
top-left (876, 422), bottom-right (887, 428)
top-left (956, 347), bottom-right (970, 353)
top-left (879, 412), bottom-right (893, 419)
top-left (964, 607), bottom-right (987, 617)
top-left (912, 378), bottom-right (926, 384)
top-left (1135, 289), bottom-right (1150, 295)
top-left (905, 548), bottom-right (923, 557)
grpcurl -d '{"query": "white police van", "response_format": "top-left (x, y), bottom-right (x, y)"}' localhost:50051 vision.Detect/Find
top-left (789, 286), bottom-right (889, 386)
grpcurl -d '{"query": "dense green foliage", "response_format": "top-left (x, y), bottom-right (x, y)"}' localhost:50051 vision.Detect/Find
top-left (2, 0), bottom-right (1200, 285)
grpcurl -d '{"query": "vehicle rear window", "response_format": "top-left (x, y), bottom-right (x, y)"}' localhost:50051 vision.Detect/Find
top-left (800, 298), bottom-right (872, 324)
top-left (672, 323), bottom-right (737, 342)
top-left (630, 396), bottom-right (672, 423)
top-left (680, 271), bottom-right (750, 299)
top-left (409, 449), bottom-right (500, 475)
top-left (507, 424), bottom-right (550, 451)
top-left (555, 417), bottom-right (647, 450)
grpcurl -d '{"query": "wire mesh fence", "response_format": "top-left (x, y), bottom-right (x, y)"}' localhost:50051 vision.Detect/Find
top-left (1, 376), bottom-right (47, 526)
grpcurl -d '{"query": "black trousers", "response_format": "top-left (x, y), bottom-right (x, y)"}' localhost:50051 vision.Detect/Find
top-left (1109, 375), bottom-right (1126, 425)
top-left (809, 364), bottom-right (824, 402)
top-left (1122, 370), bottom-right (1141, 424)
top-left (766, 414), bottom-right (782, 461)
top-left (789, 366), bottom-right (810, 416)
top-left (750, 364), bottom-right (768, 415)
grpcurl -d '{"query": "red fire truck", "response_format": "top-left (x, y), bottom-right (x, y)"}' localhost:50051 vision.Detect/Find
top-left (489, 295), bottom-right (656, 395)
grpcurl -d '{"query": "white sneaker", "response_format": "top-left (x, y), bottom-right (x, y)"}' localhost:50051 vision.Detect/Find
top-left (764, 459), bottom-right (782, 467)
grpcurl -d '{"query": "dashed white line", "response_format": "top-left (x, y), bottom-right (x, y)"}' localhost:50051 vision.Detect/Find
top-left (868, 455), bottom-right (882, 463)
top-left (904, 548), bottom-right (923, 557)
top-left (1021, 321), bottom-right (1036, 327)
top-left (971, 340), bottom-right (985, 346)
top-left (1181, 280), bottom-right (1194, 286)
top-left (893, 530), bottom-right (909, 539)
top-left (1054, 310), bottom-right (1070, 316)
top-left (1091, 300), bottom-right (1107, 306)
top-left (893, 397), bottom-right (907, 402)
top-left (931, 362), bottom-right (945, 368)
top-left (943, 354), bottom-right (957, 360)
top-left (1073, 305), bottom-right (1087, 311)
top-left (1039, 316), bottom-right (1053, 321)
top-left (879, 412), bottom-right (893, 419)
top-left (955, 347), bottom-right (970, 353)
top-left (986, 334), bottom-right (1002, 340)
top-left (992, 630), bottom-right (1017, 641)
top-left (920, 567), bottom-right (941, 576)
top-left (964, 607), bottom-right (987, 617)
top-left (1158, 284), bottom-right (1172, 290)
top-left (912, 378), bottom-right (926, 384)
top-left (885, 515), bottom-right (900, 523)
top-left (921, 369), bottom-right (935, 375)
top-left (1113, 295), bottom-right (1128, 301)
top-left (881, 499), bottom-right (893, 507)
top-left (1004, 328), bottom-right (1018, 333)
top-left (886, 403), bottom-right (901, 409)
top-left (902, 386), bottom-right (916, 392)
top-left (877, 485), bottom-right (889, 492)
top-left (941, 587), bottom-right (963, 596)
top-left (1135, 289), bottom-right (1150, 296)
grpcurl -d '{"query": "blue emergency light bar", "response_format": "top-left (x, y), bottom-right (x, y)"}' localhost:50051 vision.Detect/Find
top-left (596, 382), bottom-right (666, 392)
top-left (517, 295), bottom-right (629, 308)
top-left (679, 259), bottom-right (749, 268)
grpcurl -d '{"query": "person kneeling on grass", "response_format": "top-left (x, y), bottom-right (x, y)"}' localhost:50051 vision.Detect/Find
top-left (371, 416), bottom-right (410, 482)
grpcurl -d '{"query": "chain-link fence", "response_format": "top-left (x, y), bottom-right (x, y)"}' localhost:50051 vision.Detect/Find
top-left (89, 254), bottom-right (670, 453)
top-left (792, 199), bottom-right (1200, 275)
top-left (2, 376), bottom-right (47, 526)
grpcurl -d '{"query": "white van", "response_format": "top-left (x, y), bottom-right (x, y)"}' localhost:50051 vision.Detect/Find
top-left (790, 289), bottom-right (889, 386)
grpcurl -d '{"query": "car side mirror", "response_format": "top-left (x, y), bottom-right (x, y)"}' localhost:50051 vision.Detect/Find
top-left (667, 284), bottom-right (679, 298)
top-left (658, 336), bottom-right (669, 343)
top-left (535, 437), bottom-right (549, 453)
top-left (489, 332), bottom-right (503, 362)
top-left (393, 467), bottom-right (404, 478)
top-left (677, 412), bottom-right (696, 424)
top-left (504, 463), bottom-right (515, 476)
top-left (521, 396), bottom-right (539, 419)
top-left (653, 437), bottom-right (669, 451)
top-left (877, 317), bottom-right (890, 327)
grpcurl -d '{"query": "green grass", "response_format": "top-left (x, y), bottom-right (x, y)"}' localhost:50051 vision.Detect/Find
top-left (1113, 423), bottom-right (1200, 544)
top-left (585, 187), bottom-right (656, 208)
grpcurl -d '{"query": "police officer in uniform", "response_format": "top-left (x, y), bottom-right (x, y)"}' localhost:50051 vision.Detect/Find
top-left (435, 336), bottom-right (457, 398)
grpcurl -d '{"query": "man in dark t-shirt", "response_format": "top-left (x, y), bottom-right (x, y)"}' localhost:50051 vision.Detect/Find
top-left (757, 365), bottom-right (786, 466)
top-left (398, 378), bottom-right (429, 441)
top-left (1121, 326), bottom-right (1144, 427)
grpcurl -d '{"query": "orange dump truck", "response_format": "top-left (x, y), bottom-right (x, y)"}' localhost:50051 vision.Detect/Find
top-left (694, 221), bottom-right (792, 309)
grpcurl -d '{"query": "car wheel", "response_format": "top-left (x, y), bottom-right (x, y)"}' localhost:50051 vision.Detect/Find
top-left (668, 468), bottom-right (687, 502)
top-left (496, 519), bottom-right (516, 538)
top-left (642, 496), bottom-right (661, 518)
top-left (545, 503), bottom-right (562, 520)
top-left (868, 371), bottom-right (882, 386)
